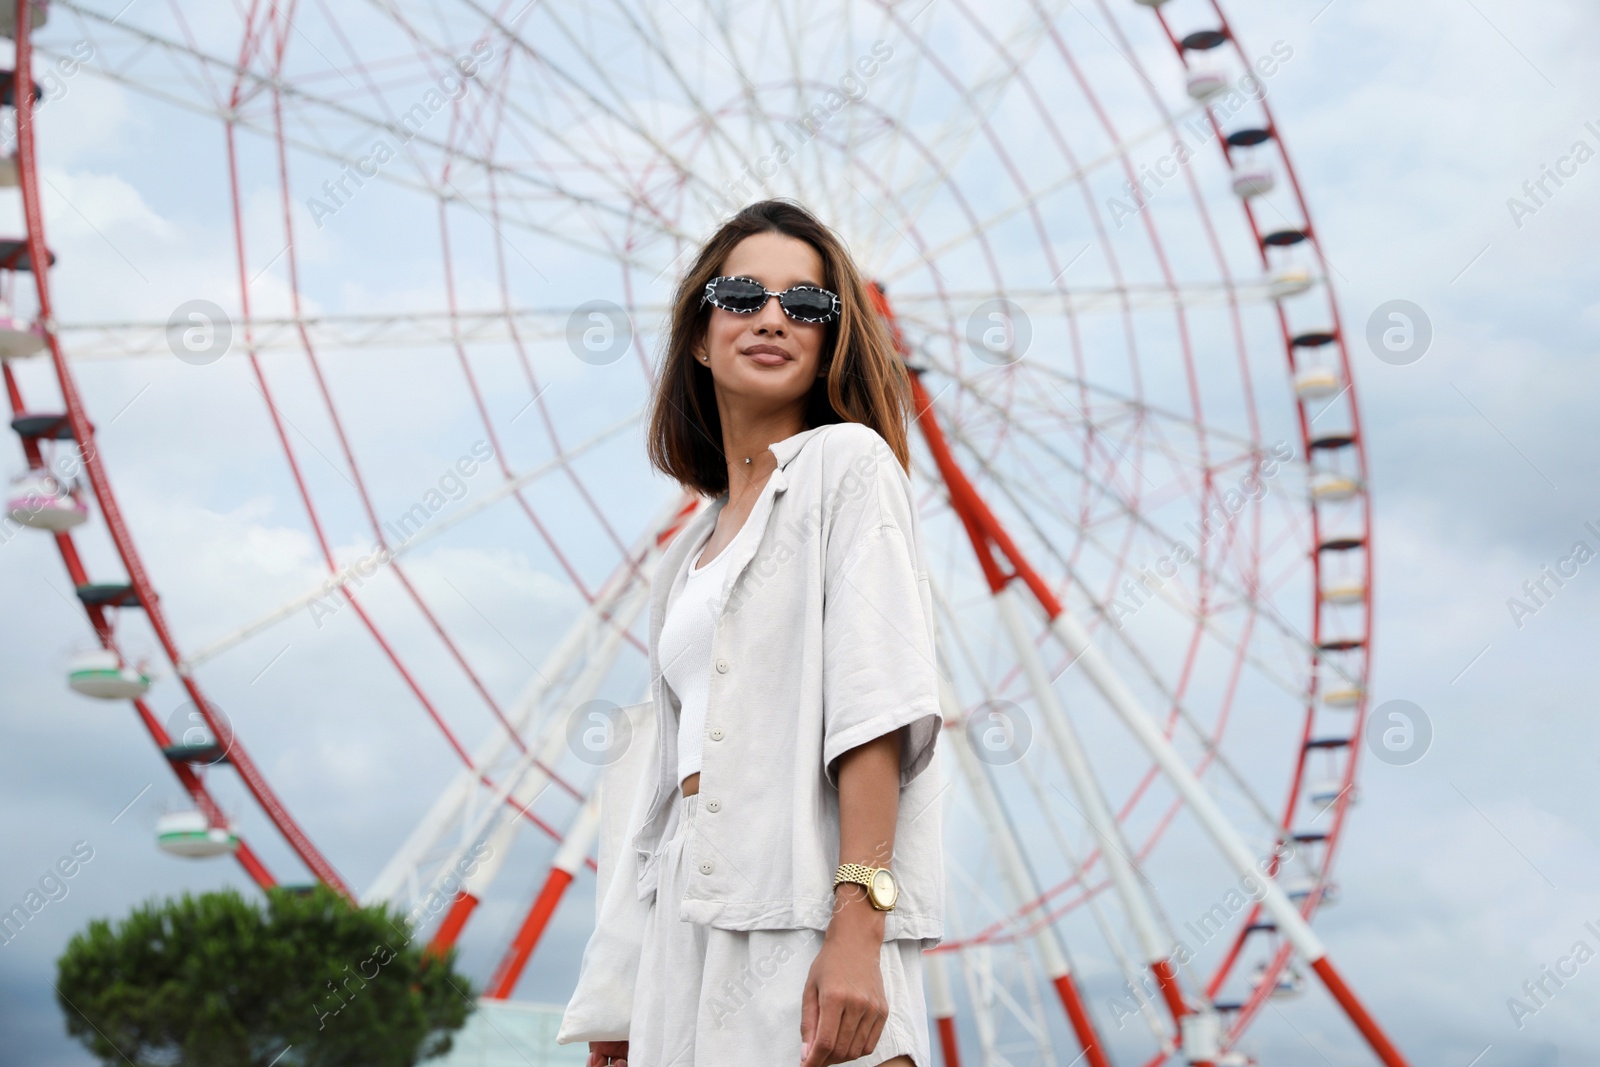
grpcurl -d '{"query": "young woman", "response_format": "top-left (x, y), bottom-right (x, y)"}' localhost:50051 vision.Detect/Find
top-left (557, 199), bottom-right (945, 1067)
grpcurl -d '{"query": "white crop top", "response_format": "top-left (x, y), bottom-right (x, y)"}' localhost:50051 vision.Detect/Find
top-left (659, 514), bottom-right (750, 787)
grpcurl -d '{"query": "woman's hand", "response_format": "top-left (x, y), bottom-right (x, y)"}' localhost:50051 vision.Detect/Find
top-left (800, 889), bottom-right (889, 1067)
top-left (587, 1039), bottom-right (628, 1067)
top-left (807, 724), bottom-right (902, 1065)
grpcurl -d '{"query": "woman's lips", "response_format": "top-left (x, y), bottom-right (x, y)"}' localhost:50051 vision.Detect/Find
top-left (741, 347), bottom-right (789, 366)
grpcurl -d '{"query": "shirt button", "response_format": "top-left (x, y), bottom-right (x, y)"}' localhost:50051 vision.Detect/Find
top-left (715, 658), bottom-right (729, 673)
top-left (705, 798), bottom-right (721, 813)
top-left (709, 728), bottom-right (725, 741)
top-left (699, 860), bottom-right (714, 875)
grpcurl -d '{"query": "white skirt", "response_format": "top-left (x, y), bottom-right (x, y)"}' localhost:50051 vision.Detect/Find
top-left (628, 791), bottom-right (932, 1067)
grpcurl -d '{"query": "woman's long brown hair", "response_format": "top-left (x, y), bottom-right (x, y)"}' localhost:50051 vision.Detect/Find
top-left (646, 199), bottom-right (913, 498)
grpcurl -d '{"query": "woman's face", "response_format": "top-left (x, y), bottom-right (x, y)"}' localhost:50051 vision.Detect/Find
top-left (693, 231), bottom-right (829, 414)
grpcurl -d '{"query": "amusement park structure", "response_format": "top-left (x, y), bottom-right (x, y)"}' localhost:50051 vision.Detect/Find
top-left (3, 0), bottom-right (1404, 1062)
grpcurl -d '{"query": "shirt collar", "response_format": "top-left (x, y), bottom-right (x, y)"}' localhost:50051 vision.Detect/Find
top-left (766, 423), bottom-right (833, 473)
top-left (654, 421), bottom-right (837, 648)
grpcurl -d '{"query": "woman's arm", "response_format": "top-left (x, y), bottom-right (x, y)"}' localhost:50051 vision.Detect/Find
top-left (800, 726), bottom-right (902, 1067)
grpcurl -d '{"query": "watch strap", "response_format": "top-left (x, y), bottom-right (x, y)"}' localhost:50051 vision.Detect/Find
top-left (833, 862), bottom-right (877, 890)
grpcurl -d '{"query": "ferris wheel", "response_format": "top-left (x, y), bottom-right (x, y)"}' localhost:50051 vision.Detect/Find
top-left (3, 0), bottom-right (1405, 1064)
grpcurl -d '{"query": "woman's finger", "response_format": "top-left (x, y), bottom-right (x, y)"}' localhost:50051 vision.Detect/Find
top-left (859, 1010), bottom-right (889, 1062)
top-left (849, 992), bottom-right (888, 1062)
top-left (804, 989), bottom-right (845, 1067)
top-left (828, 993), bottom-right (864, 1064)
top-left (842, 989), bottom-right (883, 1064)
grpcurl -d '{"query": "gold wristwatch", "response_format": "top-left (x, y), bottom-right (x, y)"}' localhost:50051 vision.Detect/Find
top-left (833, 862), bottom-right (898, 911)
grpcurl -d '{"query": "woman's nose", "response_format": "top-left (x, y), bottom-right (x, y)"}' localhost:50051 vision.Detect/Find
top-left (752, 296), bottom-right (788, 334)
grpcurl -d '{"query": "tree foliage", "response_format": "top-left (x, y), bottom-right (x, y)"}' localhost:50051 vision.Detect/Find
top-left (55, 884), bottom-right (474, 1067)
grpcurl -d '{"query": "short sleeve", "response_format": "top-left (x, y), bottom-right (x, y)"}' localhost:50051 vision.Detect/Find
top-left (819, 428), bottom-right (943, 791)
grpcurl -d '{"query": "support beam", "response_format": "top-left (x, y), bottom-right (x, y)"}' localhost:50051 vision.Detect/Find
top-left (925, 947), bottom-right (963, 1067)
top-left (995, 585), bottom-right (1190, 1034)
top-left (938, 668), bottom-right (1113, 1067)
top-left (483, 796), bottom-right (595, 999)
top-left (876, 283), bottom-right (1408, 1066)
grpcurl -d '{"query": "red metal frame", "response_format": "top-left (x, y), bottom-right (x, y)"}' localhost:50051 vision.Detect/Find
top-left (1142, 3), bottom-right (1383, 1056)
top-left (878, 269), bottom-right (1398, 1064)
top-left (876, 281), bottom-right (1118, 1065)
top-left (483, 867), bottom-right (575, 1000)
top-left (7, 0), bottom-right (351, 899)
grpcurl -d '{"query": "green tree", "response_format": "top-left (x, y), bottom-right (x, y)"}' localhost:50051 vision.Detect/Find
top-left (55, 883), bottom-right (474, 1067)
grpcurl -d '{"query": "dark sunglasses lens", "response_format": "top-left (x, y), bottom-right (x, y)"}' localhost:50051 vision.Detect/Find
top-left (780, 288), bottom-right (836, 321)
top-left (710, 277), bottom-right (766, 312)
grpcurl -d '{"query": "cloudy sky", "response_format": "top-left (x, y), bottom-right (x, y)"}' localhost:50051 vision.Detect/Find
top-left (1, 1), bottom-right (1597, 1065)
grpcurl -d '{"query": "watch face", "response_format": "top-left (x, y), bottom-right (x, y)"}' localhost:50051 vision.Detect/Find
top-left (870, 869), bottom-right (897, 909)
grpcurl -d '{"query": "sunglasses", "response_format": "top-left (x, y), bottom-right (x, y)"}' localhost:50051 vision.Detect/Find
top-left (701, 275), bottom-right (840, 324)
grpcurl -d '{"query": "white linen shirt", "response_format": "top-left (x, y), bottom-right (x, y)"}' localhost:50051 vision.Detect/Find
top-left (556, 420), bottom-right (947, 1046)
